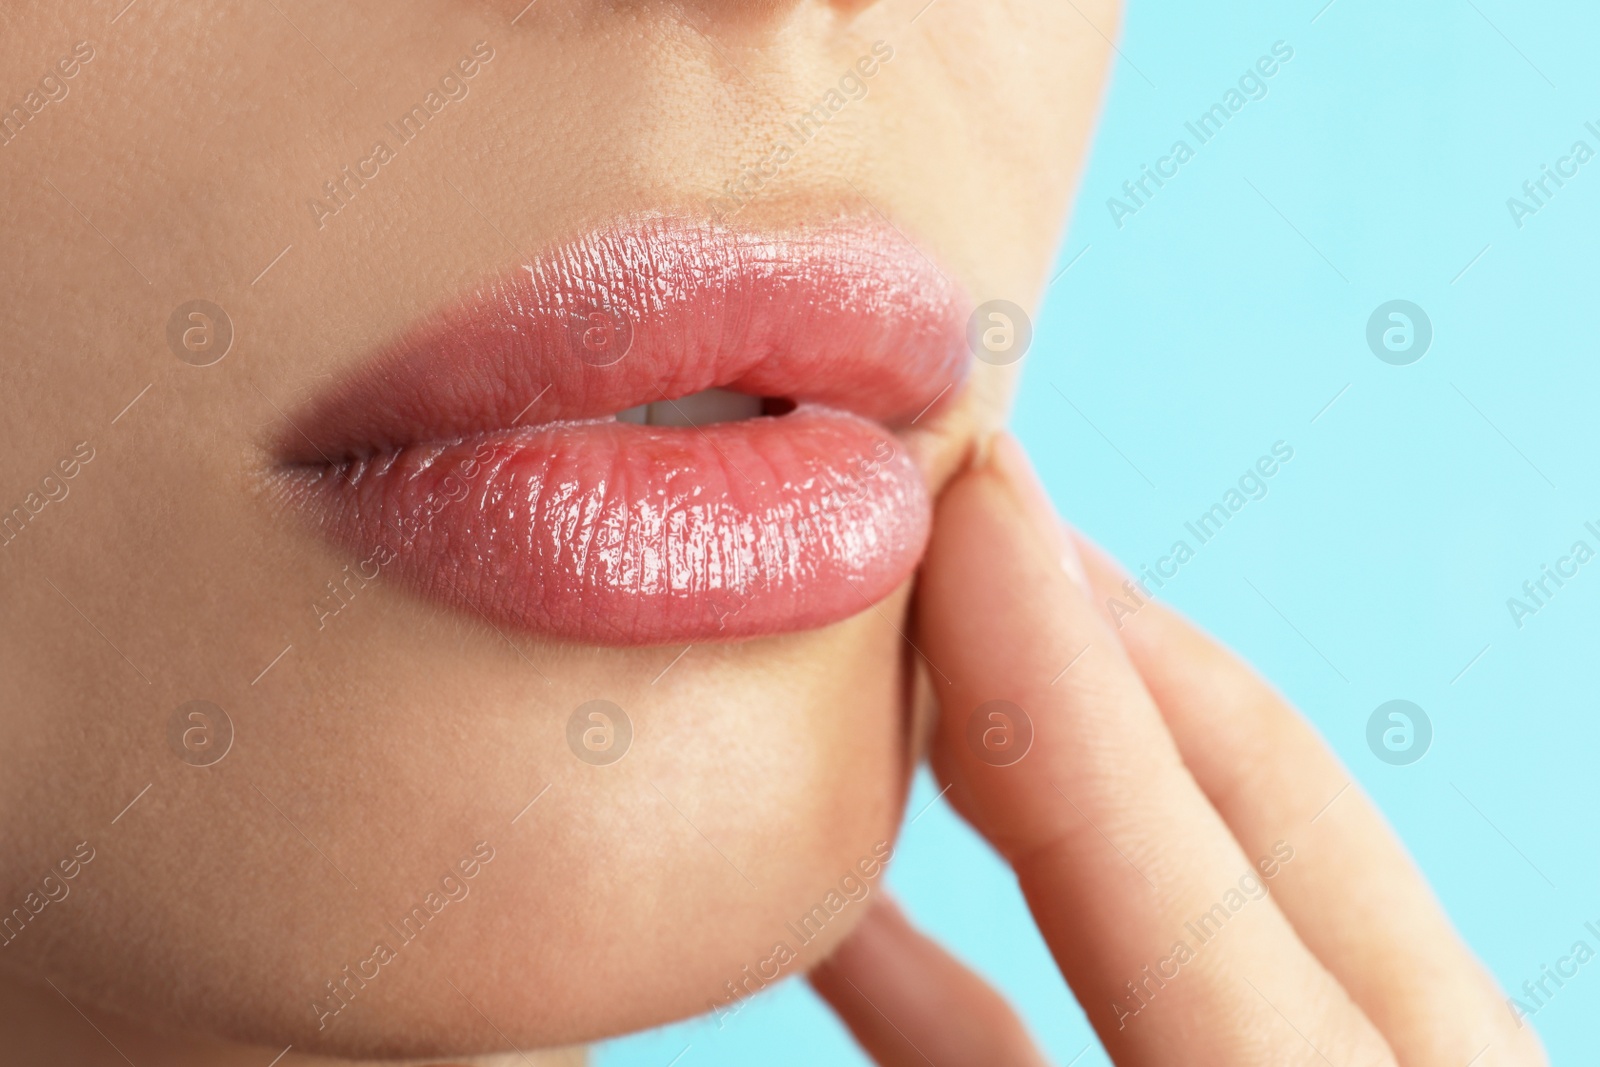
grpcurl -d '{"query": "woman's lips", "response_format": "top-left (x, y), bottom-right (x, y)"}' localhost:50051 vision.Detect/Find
top-left (273, 217), bottom-right (970, 646)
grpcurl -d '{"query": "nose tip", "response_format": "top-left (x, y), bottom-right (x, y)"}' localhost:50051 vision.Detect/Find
top-left (671, 0), bottom-right (802, 21)
top-left (672, 0), bottom-right (882, 28)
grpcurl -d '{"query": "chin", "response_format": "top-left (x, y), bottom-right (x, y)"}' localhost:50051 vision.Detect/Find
top-left (0, 591), bottom-right (919, 1061)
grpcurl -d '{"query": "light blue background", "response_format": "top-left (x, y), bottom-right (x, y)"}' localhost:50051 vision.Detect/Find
top-left (601, 0), bottom-right (1600, 1061)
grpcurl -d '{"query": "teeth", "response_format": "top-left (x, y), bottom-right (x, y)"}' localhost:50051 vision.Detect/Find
top-left (615, 388), bottom-right (766, 427)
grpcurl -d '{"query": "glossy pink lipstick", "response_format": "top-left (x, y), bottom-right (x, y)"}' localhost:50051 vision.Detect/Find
top-left (273, 217), bottom-right (969, 645)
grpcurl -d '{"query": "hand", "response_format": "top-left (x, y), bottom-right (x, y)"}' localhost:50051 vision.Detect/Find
top-left (811, 434), bottom-right (1545, 1066)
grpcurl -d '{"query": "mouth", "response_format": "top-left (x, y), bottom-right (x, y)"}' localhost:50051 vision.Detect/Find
top-left (271, 216), bottom-right (970, 646)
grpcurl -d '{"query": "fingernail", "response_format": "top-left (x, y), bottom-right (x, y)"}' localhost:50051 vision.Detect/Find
top-left (986, 432), bottom-right (1087, 588)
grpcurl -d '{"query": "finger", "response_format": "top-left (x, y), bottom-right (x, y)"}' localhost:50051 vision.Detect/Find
top-left (810, 898), bottom-right (1049, 1067)
top-left (1078, 541), bottom-right (1546, 1065)
top-left (918, 434), bottom-right (1395, 1066)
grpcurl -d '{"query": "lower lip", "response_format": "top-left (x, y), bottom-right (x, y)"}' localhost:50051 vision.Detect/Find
top-left (275, 405), bottom-right (928, 646)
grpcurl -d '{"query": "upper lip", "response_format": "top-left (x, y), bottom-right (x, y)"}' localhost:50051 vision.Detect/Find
top-left (280, 215), bottom-right (971, 464)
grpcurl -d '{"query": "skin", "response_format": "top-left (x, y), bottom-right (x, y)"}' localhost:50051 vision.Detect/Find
top-left (814, 435), bottom-right (1547, 1065)
top-left (0, 0), bottom-right (1110, 1063)
top-left (0, 1), bottom-right (1542, 1065)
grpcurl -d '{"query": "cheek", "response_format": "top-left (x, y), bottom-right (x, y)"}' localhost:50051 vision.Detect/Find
top-left (5, 594), bottom-right (914, 1058)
